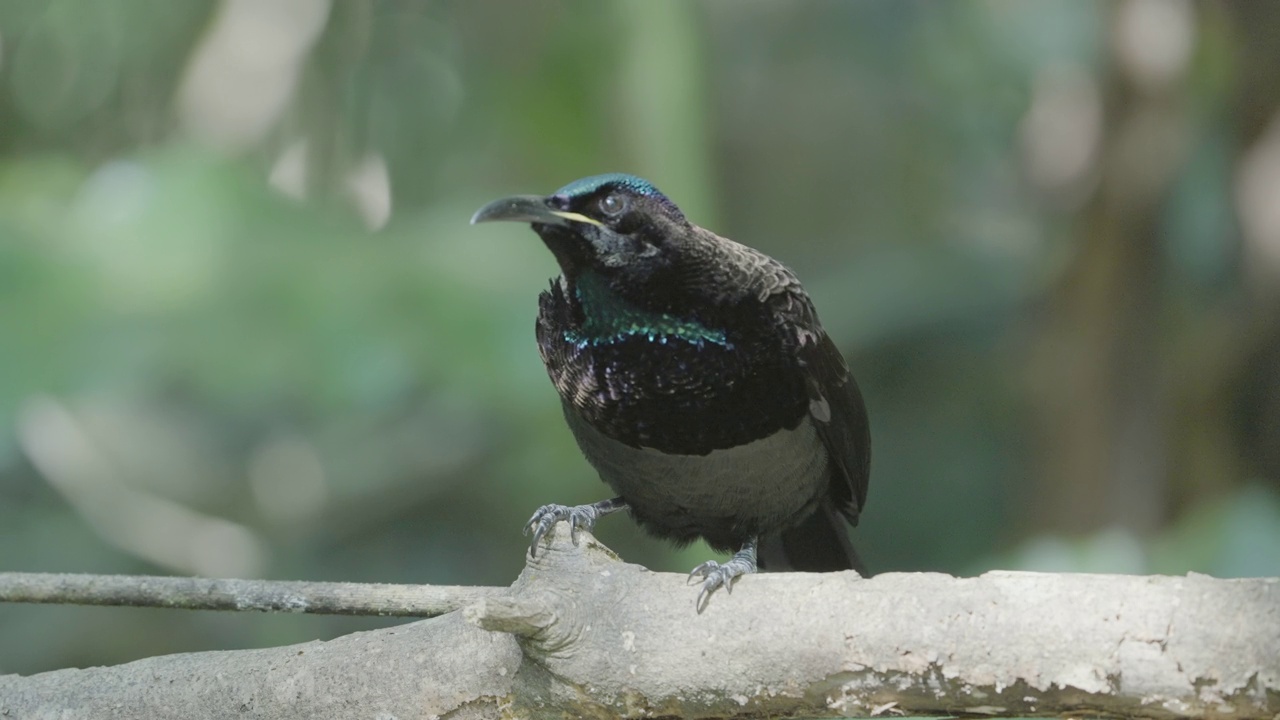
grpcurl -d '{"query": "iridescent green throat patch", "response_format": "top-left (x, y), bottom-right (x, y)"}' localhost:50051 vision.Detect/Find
top-left (566, 273), bottom-right (730, 348)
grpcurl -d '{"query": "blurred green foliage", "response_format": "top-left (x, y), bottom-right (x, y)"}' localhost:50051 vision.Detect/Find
top-left (1, 0), bottom-right (1277, 675)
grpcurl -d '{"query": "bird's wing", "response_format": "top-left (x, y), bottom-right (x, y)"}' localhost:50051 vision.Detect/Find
top-left (715, 238), bottom-right (870, 522)
top-left (769, 280), bottom-right (870, 524)
top-left (799, 328), bottom-right (870, 522)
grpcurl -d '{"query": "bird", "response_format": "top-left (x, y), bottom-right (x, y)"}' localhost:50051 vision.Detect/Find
top-left (470, 173), bottom-right (870, 606)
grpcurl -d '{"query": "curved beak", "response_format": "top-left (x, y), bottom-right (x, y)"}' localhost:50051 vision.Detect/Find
top-left (470, 195), bottom-right (603, 227)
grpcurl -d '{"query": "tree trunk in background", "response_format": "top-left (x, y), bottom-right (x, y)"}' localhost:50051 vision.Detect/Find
top-left (1223, 2), bottom-right (1280, 489)
top-left (1029, 1), bottom-right (1280, 539)
top-left (1027, 2), bottom-right (1192, 536)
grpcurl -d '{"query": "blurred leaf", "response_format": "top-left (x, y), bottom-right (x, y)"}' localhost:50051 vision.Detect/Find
top-left (1153, 484), bottom-right (1280, 577)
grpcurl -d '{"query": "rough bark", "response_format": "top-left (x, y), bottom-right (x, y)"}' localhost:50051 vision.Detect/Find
top-left (0, 572), bottom-right (501, 617)
top-left (1, 526), bottom-right (1277, 719)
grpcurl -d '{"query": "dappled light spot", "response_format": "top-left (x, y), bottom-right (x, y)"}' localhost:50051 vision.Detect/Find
top-left (177, 0), bottom-right (331, 152)
top-left (346, 153), bottom-right (393, 231)
top-left (1018, 63), bottom-right (1102, 202)
top-left (1237, 113), bottom-right (1280, 281)
top-left (1113, 0), bottom-right (1195, 91)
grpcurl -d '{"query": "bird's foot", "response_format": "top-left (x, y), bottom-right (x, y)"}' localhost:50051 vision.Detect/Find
top-left (523, 497), bottom-right (627, 558)
top-left (688, 538), bottom-right (758, 611)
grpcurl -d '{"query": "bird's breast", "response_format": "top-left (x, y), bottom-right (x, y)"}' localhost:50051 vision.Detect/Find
top-left (565, 409), bottom-right (830, 550)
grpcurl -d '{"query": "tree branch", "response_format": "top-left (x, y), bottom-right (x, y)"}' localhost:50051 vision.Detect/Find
top-left (0, 572), bottom-right (501, 617)
top-left (2, 526), bottom-right (1277, 719)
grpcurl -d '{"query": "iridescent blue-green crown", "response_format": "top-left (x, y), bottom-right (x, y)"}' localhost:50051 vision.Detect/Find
top-left (555, 173), bottom-right (666, 200)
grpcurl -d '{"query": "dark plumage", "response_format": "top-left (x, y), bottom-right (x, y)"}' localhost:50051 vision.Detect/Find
top-left (471, 173), bottom-right (870, 604)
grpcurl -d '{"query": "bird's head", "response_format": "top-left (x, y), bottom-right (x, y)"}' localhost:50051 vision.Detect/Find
top-left (470, 173), bottom-right (696, 291)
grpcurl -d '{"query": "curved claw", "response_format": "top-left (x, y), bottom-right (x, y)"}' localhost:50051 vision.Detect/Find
top-left (689, 561), bottom-right (740, 609)
top-left (522, 503), bottom-right (600, 558)
top-left (687, 560), bottom-right (718, 584)
top-left (687, 540), bottom-right (759, 611)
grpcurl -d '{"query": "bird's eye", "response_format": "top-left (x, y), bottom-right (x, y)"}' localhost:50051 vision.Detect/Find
top-left (599, 193), bottom-right (627, 217)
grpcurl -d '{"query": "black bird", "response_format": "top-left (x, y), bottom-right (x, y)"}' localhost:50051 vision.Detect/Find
top-left (471, 174), bottom-right (870, 604)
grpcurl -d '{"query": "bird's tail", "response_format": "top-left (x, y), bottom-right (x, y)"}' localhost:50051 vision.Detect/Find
top-left (758, 504), bottom-right (868, 575)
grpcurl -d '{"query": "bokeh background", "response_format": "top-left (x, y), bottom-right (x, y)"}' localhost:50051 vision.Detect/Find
top-left (2, 0), bottom-right (1278, 676)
